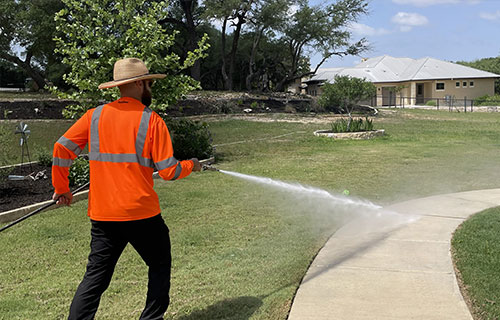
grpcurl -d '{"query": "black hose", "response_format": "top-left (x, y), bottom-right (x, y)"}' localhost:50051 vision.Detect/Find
top-left (0, 182), bottom-right (90, 233)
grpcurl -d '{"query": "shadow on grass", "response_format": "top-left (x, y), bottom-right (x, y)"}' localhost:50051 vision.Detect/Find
top-left (177, 296), bottom-right (262, 320)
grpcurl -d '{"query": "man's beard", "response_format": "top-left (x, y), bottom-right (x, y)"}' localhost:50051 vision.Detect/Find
top-left (142, 87), bottom-right (152, 107)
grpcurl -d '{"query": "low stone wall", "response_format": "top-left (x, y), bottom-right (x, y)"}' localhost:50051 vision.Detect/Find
top-left (0, 93), bottom-right (316, 119)
top-left (314, 129), bottom-right (385, 140)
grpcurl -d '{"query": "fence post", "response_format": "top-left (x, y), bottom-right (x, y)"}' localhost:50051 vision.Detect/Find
top-left (464, 96), bottom-right (467, 113)
top-left (471, 99), bottom-right (474, 112)
top-left (437, 98), bottom-right (439, 110)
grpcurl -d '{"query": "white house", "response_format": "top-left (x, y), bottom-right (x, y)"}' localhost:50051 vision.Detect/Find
top-left (300, 55), bottom-right (499, 106)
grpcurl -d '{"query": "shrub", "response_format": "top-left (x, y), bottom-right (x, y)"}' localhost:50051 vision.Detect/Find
top-left (36, 149), bottom-right (53, 167)
top-left (330, 117), bottom-right (374, 133)
top-left (318, 75), bottom-right (377, 114)
top-left (426, 100), bottom-right (437, 106)
top-left (69, 157), bottom-right (90, 187)
top-left (51, 0), bottom-right (209, 118)
top-left (162, 118), bottom-right (214, 161)
top-left (319, 76), bottom-right (376, 131)
top-left (474, 95), bottom-right (500, 106)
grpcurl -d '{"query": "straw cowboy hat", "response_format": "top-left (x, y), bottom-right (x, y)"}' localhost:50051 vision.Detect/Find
top-left (98, 58), bottom-right (166, 89)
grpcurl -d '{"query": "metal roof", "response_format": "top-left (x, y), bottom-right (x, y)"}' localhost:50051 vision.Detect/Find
top-left (308, 55), bottom-right (500, 84)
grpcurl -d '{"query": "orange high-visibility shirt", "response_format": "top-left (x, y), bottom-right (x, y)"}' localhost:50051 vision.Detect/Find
top-left (52, 97), bottom-right (194, 221)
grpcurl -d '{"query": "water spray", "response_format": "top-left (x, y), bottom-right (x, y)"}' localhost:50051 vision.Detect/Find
top-left (201, 167), bottom-right (418, 235)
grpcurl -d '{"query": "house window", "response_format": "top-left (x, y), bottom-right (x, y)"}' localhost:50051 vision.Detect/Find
top-left (436, 83), bottom-right (445, 91)
top-left (470, 81), bottom-right (474, 87)
top-left (456, 82), bottom-right (460, 88)
top-left (462, 81), bottom-right (467, 88)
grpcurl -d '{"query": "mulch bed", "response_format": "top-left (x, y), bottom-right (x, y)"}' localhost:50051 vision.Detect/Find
top-left (0, 163), bottom-right (55, 212)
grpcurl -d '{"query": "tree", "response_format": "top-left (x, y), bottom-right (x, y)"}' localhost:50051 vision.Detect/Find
top-left (0, 0), bottom-right (64, 91)
top-left (244, 0), bottom-right (291, 91)
top-left (457, 56), bottom-right (500, 94)
top-left (0, 60), bottom-right (26, 87)
top-left (318, 75), bottom-right (376, 130)
top-left (204, 0), bottom-right (256, 91)
top-left (159, 0), bottom-right (207, 81)
top-left (51, 0), bottom-right (209, 118)
top-left (276, 0), bottom-right (369, 91)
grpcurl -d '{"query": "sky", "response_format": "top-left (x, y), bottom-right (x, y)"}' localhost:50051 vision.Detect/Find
top-left (310, 0), bottom-right (500, 69)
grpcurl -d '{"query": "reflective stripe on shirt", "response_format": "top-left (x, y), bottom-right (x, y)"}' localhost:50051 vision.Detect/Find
top-left (57, 136), bottom-right (82, 156)
top-left (53, 157), bottom-right (73, 167)
top-left (172, 162), bottom-right (183, 180)
top-left (154, 157), bottom-right (178, 171)
top-left (89, 104), bottom-right (155, 168)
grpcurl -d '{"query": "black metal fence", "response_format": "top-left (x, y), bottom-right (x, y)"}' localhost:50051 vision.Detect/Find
top-left (369, 94), bottom-right (500, 112)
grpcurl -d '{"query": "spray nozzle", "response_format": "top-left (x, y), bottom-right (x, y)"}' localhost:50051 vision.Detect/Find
top-left (202, 165), bottom-right (219, 172)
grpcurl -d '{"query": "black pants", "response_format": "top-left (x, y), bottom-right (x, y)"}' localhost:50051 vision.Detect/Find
top-left (68, 214), bottom-right (171, 320)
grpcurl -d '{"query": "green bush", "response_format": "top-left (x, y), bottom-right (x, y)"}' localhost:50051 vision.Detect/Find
top-left (36, 149), bottom-right (53, 167)
top-left (318, 75), bottom-right (376, 113)
top-left (162, 118), bottom-right (214, 160)
top-left (330, 117), bottom-right (374, 133)
top-left (474, 95), bottom-right (500, 106)
top-left (69, 157), bottom-right (89, 187)
top-left (425, 100), bottom-right (437, 106)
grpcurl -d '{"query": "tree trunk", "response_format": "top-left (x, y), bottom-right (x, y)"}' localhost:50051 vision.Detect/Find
top-left (220, 17), bottom-right (229, 90)
top-left (180, 0), bottom-right (201, 81)
top-left (0, 51), bottom-right (47, 91)
top-left (224, 12), bottom-right (246, 91)
top-left (246, 28), bottom-right (264, 91)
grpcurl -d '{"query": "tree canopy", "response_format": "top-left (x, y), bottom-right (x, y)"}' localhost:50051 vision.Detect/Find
top-left (2, 0), bottom-right (370, 94)
top-left (318, 75), bottom-right (376, 129)
top-left (0, 0), bottom-right (65, 90)
top-left (457, 56), bottom-right (500, 94)
top-left (51, 0), bottom-right (209, 118)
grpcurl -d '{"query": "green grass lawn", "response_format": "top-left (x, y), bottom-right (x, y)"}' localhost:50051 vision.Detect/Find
top-left (0, 120), bottom-right (74, 166)
top-left (0, 91), bottom-right (57, 100)
top-left (1, 109), bottom-right (500, 319)
top-left (452, 207), bottom-right (500, 320)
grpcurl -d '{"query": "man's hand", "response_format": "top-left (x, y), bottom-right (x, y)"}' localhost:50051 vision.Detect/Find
top-left (52, 191), bottom-right (73, 206)
top-left (191, 158), bottom-right (202, 172)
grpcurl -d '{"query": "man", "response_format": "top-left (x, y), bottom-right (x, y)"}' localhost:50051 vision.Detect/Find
top-left (52, 57), bottom-right (202, 319)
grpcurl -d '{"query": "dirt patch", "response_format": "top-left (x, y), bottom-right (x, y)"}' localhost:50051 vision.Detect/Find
top-left (0, 163), bottom-right (55, 212)
top-left (0, 99), bottom-right (75, 119)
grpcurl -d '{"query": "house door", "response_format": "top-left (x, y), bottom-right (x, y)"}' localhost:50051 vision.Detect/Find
top-left (416, 83), bottom-right (424, 105)
top-left (382, 87), bottom-right (396, 106)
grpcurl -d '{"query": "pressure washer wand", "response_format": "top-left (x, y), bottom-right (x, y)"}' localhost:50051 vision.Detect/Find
top-left (0, 182), bottom-right (90, 233)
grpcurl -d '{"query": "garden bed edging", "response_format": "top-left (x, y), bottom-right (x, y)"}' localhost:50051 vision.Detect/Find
top-left (313, 129), bottom-right (385, 140)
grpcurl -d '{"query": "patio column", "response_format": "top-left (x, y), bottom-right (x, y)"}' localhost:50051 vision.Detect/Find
top-left (410, 82), bottom-right (416, 106)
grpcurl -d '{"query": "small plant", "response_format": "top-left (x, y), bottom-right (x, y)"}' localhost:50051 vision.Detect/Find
top-left (3, 109), bottom-right (12, 119)
top-left (250, 101), bottom-right (259, 109)
top-left (426, 100), bottom-right (437, 106)
top-left (36, 149), bottom-right (53, 167)
top-left (69, 157), bottom-right (89, 187)
top-left (330, 117), bottom-right (374, 133)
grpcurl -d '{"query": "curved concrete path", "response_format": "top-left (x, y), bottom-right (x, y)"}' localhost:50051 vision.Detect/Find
top-left (288, 188), bottom-right (500, 320)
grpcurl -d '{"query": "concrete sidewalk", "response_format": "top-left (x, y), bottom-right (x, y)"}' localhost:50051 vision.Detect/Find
top-left (288, 188), bottom-right (500, 320)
